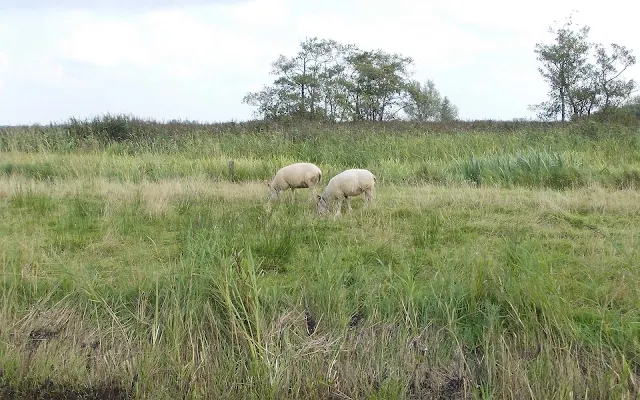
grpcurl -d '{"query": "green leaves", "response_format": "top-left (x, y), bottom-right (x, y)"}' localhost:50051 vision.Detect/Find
top-left (242, 37), bottom-right (456, 123)
top-left (531, 13), bottom-right (637, 121)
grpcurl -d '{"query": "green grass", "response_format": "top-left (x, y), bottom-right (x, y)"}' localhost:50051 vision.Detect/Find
top-left (1, 117), bottom-right (639, 399)
top-left (2, 116), bottom-right (640, 190)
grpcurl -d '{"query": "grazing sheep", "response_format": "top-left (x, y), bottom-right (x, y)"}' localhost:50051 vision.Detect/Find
top-left (316, 169), bottom-right (376, 216)
top-left (267, 162), bottom-right (323, 202)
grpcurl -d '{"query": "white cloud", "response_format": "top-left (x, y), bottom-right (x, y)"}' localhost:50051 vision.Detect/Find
top-left (222, 0), bottom-right (288, 27)
top-left (0, 52), bottom-right (8, 90)
top-left (0, 0), bottom-right (245, 11)
top-left (0, 52), bottom-right (65, 91)
top-left (52, 5), bottom-right (278, 78)
top-left (55, 13), bottom-right (146, 68)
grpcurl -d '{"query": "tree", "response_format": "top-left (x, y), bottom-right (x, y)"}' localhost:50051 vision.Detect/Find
top-left (242, 37), bottom-right (460, 122)
top-left (242, 85), bottom-right (298, 120)
top-left (403, 80), bottom-right (459, 122)
top-left (530, 13), bottom-right (591, 121)
top-left (404, 80), bottom-right (443, 122)
top-left (345, 49), bottom-right (413, 121)
top-left (531, 13), bottom-right (637, 121)
top-left (440, 97), bottom-right (459, 122)
top-left (242, 38), bottom-right (345, 121)
top-left (593, 43), bottom-right (636, 112)
top-left (566, 62), bottom-right (598, 117)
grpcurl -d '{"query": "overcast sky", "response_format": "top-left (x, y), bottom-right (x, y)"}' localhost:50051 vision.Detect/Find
top-left (1, 0), bottom-right (638, 125)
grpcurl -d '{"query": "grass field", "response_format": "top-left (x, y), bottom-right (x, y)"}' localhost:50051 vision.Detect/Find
top-left (1, 117), bottom-right (639, 399)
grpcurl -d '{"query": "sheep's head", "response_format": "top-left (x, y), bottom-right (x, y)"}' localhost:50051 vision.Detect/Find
top-left (316, 195), bottom-right (329, 215)
top-left (265, 180), bottom-right (278, 200)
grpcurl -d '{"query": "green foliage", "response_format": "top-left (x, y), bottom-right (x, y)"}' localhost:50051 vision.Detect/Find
top-left (600, 167), bottom-right (640, 189)
top-left (588, 104), bottom-right (640, 125)
top-left (462, 155), bottom-right (482, 186)
top-left (66, 113), bottom-right (152, 143)
top-left (440, 96), bottom-right (459, 122)
top-left (532, 13), bottom-right (637, 121)
top-left (48, 196), bottom-right (105, 252)
top-left (470, 150), bottom-right (587, 189)
top-left (0, 162), bottom-right (58, 181)
top-left (242, 37), bottom-right (459, 122)
top-left (623, 95), bottom-right (640, 119)
top-left (414, 163), bottom-right (449, 184)
top-left (1, 118), bottom-right (639, 191)
top-left (9, 192), bottom-right (56, 216)
top-left (404, 80), bottom-right (459, 122)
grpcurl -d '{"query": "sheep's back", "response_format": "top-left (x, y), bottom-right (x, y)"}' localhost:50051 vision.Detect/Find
top-left (327, 169), bottom-right (374, 196)
top-left (276, 163), bottom-right (321, 188)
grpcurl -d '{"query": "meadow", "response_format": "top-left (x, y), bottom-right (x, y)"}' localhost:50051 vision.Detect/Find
top-left (0, 116), bottom-right (639, 399)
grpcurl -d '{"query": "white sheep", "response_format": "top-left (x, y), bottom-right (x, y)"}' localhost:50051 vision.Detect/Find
top-left (316, 169), bottom-right (376, 216)
top-left (267, 162), bottom-right (323, 202)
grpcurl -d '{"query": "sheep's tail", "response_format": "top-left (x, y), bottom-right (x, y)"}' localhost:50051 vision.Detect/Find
top-left (373, 174), bottom-right (377, 182)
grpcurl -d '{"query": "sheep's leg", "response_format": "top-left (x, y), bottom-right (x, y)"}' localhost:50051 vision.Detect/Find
top-left (335, 198), bottom-right (342, 216)
top-left (346, 196), bottom-right (352, 213)
top-left (364, 188), bottom-right (373, 207)
top-left (290, 188), bottom-right (295, 203)
top-left (310, 186), bottom-right (317, 201)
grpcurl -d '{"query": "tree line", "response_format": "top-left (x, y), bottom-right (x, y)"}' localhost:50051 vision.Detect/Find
top-left (243, 14), bottom-right (638, 123)
top-left (242, 38), bottom-right (458, 123)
